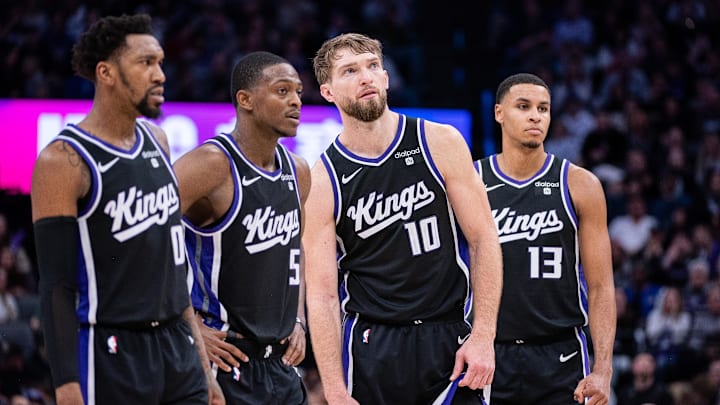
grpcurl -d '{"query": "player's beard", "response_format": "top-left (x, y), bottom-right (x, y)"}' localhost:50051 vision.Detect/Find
top-left (521, 141), bottom-right (542, 149)
top-left (340, 92), bottom-right (387, 122)
top-left (136, 92), bottom-right (161, 119)
top-left (119, 68), bottom-right (162, 119)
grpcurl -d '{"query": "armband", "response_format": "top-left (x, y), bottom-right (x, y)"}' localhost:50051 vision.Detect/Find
top-left (34, 216), bottom-right (81, 386)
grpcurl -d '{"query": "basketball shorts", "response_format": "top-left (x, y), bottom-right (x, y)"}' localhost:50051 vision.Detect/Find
top-left (216, 337), bottom-right (307, 405)
top-left (343, 314), bottom-right (487, 405)
top-left (490, 328), bottom-right (589, 405)
top-left (79, 317), bottom-right (208, 404)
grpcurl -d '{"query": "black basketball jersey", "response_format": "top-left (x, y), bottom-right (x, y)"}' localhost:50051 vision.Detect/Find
top-left (321, 115), bottom-right (470, 323)
top-left (184, 133), bottom-right (301, 342)
top-left (476, 154), bottom-right (588, 341)
top-left (56, 122), bottom-right (189, 325)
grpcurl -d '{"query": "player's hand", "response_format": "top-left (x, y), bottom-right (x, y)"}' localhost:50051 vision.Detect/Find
top-left (281, 322), bottom-right (306, 366)
top-left (207, 373), bottom-right (225, 405)
top-left (573, 370), bottom-right (611, 405)
top-left (197, 320), bottom-right (248, 371)
top-left (450, 333), bottom-right (494, 390)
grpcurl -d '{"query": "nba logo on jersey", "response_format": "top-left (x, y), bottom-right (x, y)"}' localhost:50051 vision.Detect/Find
top-left (362, 328), bottom-right (371, 344)
top-left (107, 335), bottom-right (118, 354)
top-left (232, 366), bottom-right (241, 381)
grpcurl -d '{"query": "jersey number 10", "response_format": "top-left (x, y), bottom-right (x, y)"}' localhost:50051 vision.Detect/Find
top-left (404, 216), bottom-right (441, 256)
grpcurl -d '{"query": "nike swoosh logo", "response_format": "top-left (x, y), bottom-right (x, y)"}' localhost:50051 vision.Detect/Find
top-left (341, 168), bottom-right (363, 184)
top-left (241, 176), bottom-right (261, 187)
top-left (98, 157), bottom-right (120, 173)
top-left (559, 351), bottom-right (578, 363)
top-left (485, 183), bottom-right (505, 192)
top-left (457, 334), bottom-right (469, 345)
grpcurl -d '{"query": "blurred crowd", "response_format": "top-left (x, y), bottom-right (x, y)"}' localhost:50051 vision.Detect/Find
top-left (2, 0), bottom-right (720, 404)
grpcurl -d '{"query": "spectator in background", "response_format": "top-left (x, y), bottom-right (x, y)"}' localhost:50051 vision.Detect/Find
top-left (694, 131), bottom-right (720, 188)
top-left (553, 0), bottom-right (594, 50)
top-left (644, 286), bottom-right (691, 381)
top-left (557, 94), bottom-right (596, 146)
top-left (684, 258), bottom-right (711, 314)
top-left (0, 214), bottom-right (33, 296)
top-left (0, 268), bottom-right (18, 325)
top-left (616, 352), bottom-right (674, 405)
top-left (658, 224), bottom-right (694, 286)
top-left (623, 259), bottom-right (663, 322)
top-left (544, 120), bottom-right (582, 163)
top-left (609, 194), bottom-right (658, 259)
top-left (580, 109), bottom-right (628, 173)
top-left (691, 223), bottom-right (720, 280)
top-left (613, 287), bottom-right (640, 390)
top-left (687, 283), bottom-right (720, 365)
top-left (0, 265), bottom-right (34, 363)
top-left (700, 168), bottom-right (720, 235)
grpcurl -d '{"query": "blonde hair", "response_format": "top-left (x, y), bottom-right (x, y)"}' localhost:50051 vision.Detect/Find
top-left (313, 33), bottom-right (383, 85)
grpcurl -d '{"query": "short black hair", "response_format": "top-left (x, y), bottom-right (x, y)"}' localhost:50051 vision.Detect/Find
top-left (71, 14), bottom-right (154, 82)
top-left (496, 73), bottom-right (550, 104)
top-left (230, 51), bottom-right (290, 107)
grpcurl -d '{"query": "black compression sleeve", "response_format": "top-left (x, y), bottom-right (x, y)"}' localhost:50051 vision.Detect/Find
top-left (34, 216), bottom-right (80, 387)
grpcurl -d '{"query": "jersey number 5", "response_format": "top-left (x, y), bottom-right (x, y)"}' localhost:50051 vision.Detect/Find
top-left (528, 246), bottom-right (562, 279)
top-left (289, 248), bottom-right (300, 285)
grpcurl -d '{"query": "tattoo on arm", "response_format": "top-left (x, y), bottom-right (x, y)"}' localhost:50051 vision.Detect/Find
top-left (61, 141), bottom-right (91, 198)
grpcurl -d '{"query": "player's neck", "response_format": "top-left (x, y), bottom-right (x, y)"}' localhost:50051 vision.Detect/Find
top-left (231, 128), bottom-right (279, 171)
top-left (78, 106), bottom-right (138, 149)
top-left (337, 110), bottom-right (398, 158)
top-left (497, 148), bottom-right (548, 181)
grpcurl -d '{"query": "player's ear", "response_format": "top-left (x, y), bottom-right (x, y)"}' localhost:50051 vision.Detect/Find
top-left (96, 61), bottom-right (114, 85)
top-left (235, 89), bottom-right (252, 111)
top-left (495, 104), bottom-right (503, 124)
top-left (319, 84), bottom-right (334, 103)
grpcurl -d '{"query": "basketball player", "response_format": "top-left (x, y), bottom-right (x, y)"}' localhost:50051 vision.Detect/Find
top-left (303, 33), bottom-right (503, 404)
top-left (174, 51), bottom-right (309, 404)
top-left (475, 73), bottom-right (615, 404)
top-left (30, 14), bottom-right (223, 405)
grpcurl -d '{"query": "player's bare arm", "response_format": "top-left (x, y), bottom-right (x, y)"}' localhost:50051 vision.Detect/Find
top-left (173, 143), bottom-right (234, 226)
top-left (32, 141), bottom-right (90, 221)
top-left (281, 152), bottom-right (311, 367)
top-left (304, 162), bottom-right (359, 404)
top-left (569, 164), bottom-right (615, 405)
top-left (32, 140), bottom-right (89, 405)
top-left (425, 122), bottom-right (503, 390)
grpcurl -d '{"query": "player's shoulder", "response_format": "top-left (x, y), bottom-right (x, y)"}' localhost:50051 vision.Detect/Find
top-left (566, 161), bottom-right (605, 198)
top-left (35, 135), bottom-right (88, 169)
top-left (288, 150), bottom-right (310, 174)
top-left (418, 118), bottom-right (467, 152)
top-left (419, 118), bottom-right (462, 137)
top-left (138, 119), bottom-right (164, 134)
top-left (177, 140), bottom-right (230, 168)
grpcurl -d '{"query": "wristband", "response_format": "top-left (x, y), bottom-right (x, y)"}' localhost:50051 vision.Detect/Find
top-left (295, 317), bottom-right (307, 333)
